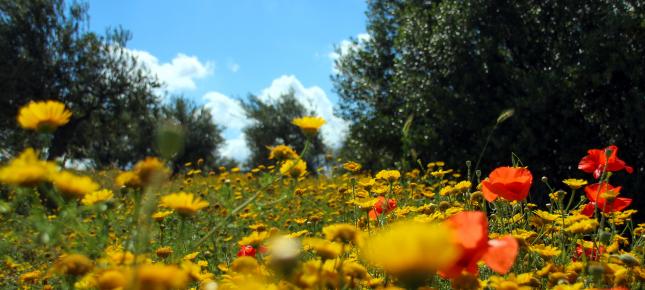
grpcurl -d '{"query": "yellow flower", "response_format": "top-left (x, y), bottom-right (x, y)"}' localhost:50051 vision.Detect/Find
top-left (280, 159), bottom-right (307, 178)
top-left (361, 221), bottom-right (460, 285)
top-left (375, 169), bottom-right (401, 183)
top-left (52, 171), bottom-right (100, 199)
top-left (562, 179), bottom-right (587, 190)
top-left (453, 180), bottom-right (472, 192)
top-left (303, 238), bottom-right (343, 260)
top-left (323, 223), bottom-right (360, 244)
top-left (159, 192), bottom-right (209, 216)
top-left (267, 145), bottom-right (298, 160)
top-left (533, 210), bottom-right (559, 222)
top-left (19, 270), bottom-right (41, 284)
top-left (529, 244), bottom-right (561, 259)
top-left (0, 148), bottom-right (57, 186)
top-left (97, 269), bottom-right (129, 290)
top-left (81, 189), bottom-right (114, 206)
top-left (133, 157), bottom-right (168, 185)
top-left (115, 171), bottom-right (142, 188)
top-left (487, 273), bottom-right (535, 290)
top-left (430, 169), bottom-right (453, 178)
top-left (566, 219), bottom-right (598, 234)
top-left (238, 231), bottom-right (270, 247)
top-left (53, 254), bottom-right (94, 276)
top-left (17, 100), bottom-right (72, 132)
top-left (134, 263), bottom-right (189, 290)
top-left (292, 116), bottom-right (326, 135)
top-left (156, 246), bottom-right (173, 258)
top-left (152, 210), bottom-right (174, 222)
top-left (343, 161), bottom-right (362, 172)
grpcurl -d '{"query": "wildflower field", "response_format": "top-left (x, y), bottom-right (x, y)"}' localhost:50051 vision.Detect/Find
top-left (0, 101), bottom-right (642, 290)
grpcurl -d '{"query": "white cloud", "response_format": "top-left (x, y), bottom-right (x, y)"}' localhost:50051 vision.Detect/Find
top-left (202, 91), bottom-right (251, 163)
top-left (128, 49), bottom-right (214, 93)
top-left (219, 136), bottom-right (251, 163)
top-left (203, 92), bottom-right (250, 130)
top-left (329, 33), bottom-right (370, 73)
top-left (228, 62), bottom-right (240, 73)
top-left (258, 75), bottom-right (349, 149)
top-left (202, 75), bottom-right (349, 163)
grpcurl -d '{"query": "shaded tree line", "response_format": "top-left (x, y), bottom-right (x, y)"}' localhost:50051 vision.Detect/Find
top-left (333, 0), bottom-right (644, 210)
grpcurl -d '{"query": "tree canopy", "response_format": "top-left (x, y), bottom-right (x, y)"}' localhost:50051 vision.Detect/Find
top-left (334, 0), bottom-right (645, 178)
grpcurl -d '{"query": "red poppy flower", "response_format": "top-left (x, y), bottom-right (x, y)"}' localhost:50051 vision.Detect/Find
top-left (580, 183), bottom-right (632, 217)
top-left (440, 211), bottom-right (518, 278)
top-left (368, 196), bottom-right (396, 220)
top-left (574, 244), bottom-right (604, 261)
top-left (237, 245), bottom-right (256, 257)
top-left (578, 145), bottom-right (633, 179)
top-left (481, 167), bottom-right (533, 202)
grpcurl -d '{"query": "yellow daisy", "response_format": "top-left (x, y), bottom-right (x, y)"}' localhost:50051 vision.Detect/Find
top-left (17, 100), bottom-right (72, 132)
top-left (159, 192), bottom-right (209, 216)
top-left (292, 116), bottom-right (325, 135)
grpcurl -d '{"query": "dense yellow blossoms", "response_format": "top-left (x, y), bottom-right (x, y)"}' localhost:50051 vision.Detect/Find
top-left (159, 192), bottom-right (209, 216)
top-left (0, 148), bottom-right (57, 186)
top-left (291, 116), bottom-right (325, 135)
top-left (17, 100), bottom-right (72, 132)
top-left (375, 169), bottom-right (401, 183)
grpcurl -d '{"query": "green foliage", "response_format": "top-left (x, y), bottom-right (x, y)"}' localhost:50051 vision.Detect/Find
top-left (0, 0), bottom-right (161, 167)
top-left (334, 0), bottom-right (645, 186)
top-left (160, 97), bottom-right (225, 171)
top-left (241, 91), bottom-right (325, 169)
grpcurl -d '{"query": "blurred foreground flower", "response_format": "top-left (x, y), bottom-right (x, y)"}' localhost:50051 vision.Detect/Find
top-left (441, 211), bottom-right (518, 278)
top-left (0, 148), bottom-right (57, 186)
top-left (362, 220), bottom-right (460, 287)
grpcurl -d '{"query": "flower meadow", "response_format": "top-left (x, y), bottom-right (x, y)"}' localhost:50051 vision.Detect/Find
top-left (0, 101), bottom-right (643, 290)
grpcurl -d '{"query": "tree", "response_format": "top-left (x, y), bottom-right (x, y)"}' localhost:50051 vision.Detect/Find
top-left (0, 0), bottom-right (161, 167)
top-left (241, 91), bottom-right (326, 170)
top-left (334, 0), bottom-right (644, 173)
top-left (334, 0), bottom-right (644, 212)
top-left (161, 97), bottom-right (225, 172)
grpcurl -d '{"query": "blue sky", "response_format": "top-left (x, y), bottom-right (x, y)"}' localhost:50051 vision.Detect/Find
top-left (87, 0), bottom-right (368, 162)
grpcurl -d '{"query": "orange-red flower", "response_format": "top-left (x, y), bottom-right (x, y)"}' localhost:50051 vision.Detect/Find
top-left (581, 183), bottom-right (632, 217)
top-left (368, 196), bottom-right (396, 220)
top-left (440, 211), bottom-right (518, 278)
top-left (578, 145), bottom-right (633, 179)
top-left (481, 167), bottom-right (533, 202)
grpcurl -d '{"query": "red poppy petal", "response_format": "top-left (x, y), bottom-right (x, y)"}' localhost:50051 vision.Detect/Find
top-left (447, 211), bottom-right (488, 250)
top-left (610, 197), bottom-right (632, 212)
top-left (483, 236), bottom-right (518, 274)
top-left (368, 209), bottom-right (378, 220)
top-left (581, 202), bottom-right (595, 217)
top-left (578, 155), bottom-right (598, 173)
top-left (481, 180), bottom-right (498, 202)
